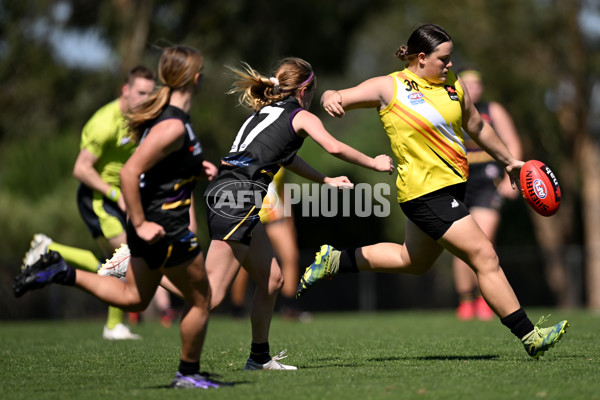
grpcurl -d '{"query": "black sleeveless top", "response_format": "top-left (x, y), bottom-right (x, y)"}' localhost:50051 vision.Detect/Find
top-left (206, 96), bottom-right (305, 197)
top-left (139, 105), bottom-right (205, 239)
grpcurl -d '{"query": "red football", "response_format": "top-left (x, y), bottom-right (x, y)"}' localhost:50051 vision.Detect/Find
top-left (520, 160), bottom-right (561, 216)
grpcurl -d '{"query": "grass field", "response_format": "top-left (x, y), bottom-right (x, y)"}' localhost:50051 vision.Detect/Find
top-left (1, 309), bottom-right (598, 400)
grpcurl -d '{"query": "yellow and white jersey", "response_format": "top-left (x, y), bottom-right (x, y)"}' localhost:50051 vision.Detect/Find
top-left (379, 68), bottom-right (468, 203)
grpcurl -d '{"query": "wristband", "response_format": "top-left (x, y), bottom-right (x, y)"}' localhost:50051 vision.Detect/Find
top-left (106, 185), bottom-right (121, 202)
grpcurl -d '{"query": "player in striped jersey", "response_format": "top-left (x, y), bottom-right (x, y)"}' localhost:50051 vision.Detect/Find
top-left (204, 57), bottom-right (394, 370)
top-left (298, 24), bottom-right (568, 359)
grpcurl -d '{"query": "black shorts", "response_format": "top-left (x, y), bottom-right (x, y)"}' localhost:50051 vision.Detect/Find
top-left (77, 183), bottom-right (127, 239)
top-left (126, 222), bottom-right (201, 270)
top-left (205, 195), bottom-right (261, 246)
top-left (463, 162), bottom-right (503, 211)
top-left (400, 183), bottom-right (469, 240)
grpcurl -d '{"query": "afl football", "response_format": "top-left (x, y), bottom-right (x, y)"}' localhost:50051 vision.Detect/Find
top-left (520, 160), bottom-right (561, 216)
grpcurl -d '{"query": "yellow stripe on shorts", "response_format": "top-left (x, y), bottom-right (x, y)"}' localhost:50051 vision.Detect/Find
top-left (223, 206), bottom-right (256, 241)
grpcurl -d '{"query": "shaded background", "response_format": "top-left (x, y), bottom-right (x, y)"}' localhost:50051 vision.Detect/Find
top-left (1, 0), bottom-right (599, 319)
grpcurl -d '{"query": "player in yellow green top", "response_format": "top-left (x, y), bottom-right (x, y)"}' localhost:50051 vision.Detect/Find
top-left (297, 24), bottom-right (568, 359)
top-left (21, 66), bottom-right (162, 339)
top-left (73, 68), bottom-right (151, 243)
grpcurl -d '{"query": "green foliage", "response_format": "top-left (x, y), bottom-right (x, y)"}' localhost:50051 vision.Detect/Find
top-left (0, 178), bottom-right (97, 258)
top-left (0, 133), bottom-right (79, 198)
top-left (0, 310), bottom-right (597, 399)
top-left (0, 1), bottom-right (117, 142)
top-left (0, 132), bottom-right (96, 258)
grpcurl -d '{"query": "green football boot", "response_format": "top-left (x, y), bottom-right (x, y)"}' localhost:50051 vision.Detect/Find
top-left (296, 244), bottom-right (340, 298)
top-left (521, 315), bottom-right (569, 359)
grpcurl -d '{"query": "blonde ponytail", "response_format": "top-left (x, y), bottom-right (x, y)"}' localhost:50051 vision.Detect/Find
top-left (227, 57), bottom-right (315, 112)
top-left (127, 45), bottom-right (204, 140)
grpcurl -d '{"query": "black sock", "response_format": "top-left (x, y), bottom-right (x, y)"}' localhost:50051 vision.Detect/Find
top-left (500, 308), bottom-right (535, 339)
top-left (250, 342), bottom-right (271, 364)
top-left (339, 248), bottom-right (359, 273)
top-left (280, 295), bottom-right (296, 309)
top-left (231, 305), bottom-right (245, 318)
top-left (178, 359), bottom-right (200, 376)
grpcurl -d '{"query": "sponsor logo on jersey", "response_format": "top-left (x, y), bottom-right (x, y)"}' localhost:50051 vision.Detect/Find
top-left (408, 92), bottom-right (425, 105)
top-left (189, 142), bottom-right (202, 156)
top-left (444, 85), bottom-right (459, 101)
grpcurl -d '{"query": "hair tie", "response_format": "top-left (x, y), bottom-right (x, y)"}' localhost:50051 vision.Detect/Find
top-left (270, 77), bottom-right (282, 94)
top-left (297, 71), bottom-right (314, 89)
top-left (396, 45), bottom-right (409, 60)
